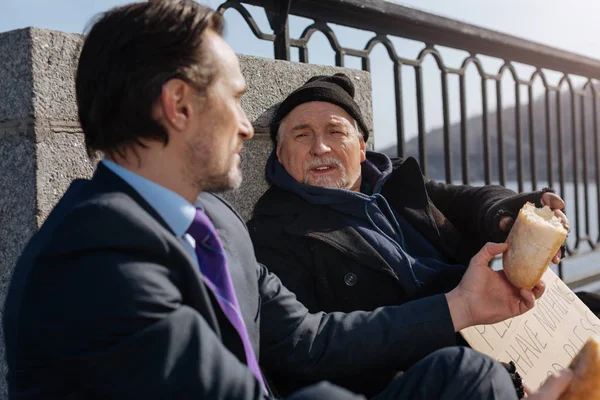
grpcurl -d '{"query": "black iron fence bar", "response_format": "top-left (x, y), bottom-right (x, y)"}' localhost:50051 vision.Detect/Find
top-left (393, 61), bottom-right (406, 159)
top-left (570, 87), bottom-right (581, 252)
top-left (459, 72), bottom-right (469, 184)
top-left (528, 85), bottom-right (537, 191)
top-left (496, 81), bottom-right (506, 187)
top-left (580, 94), bottom-right (592, 248)
top-left (441, 71), bottom-right (452, 184)
top-left (241, 0), bottom-right (600, 79)
top-left (515, 81), bottom-right (524, 193)
top-left (266, 0), bottom-right (291, 60)
top-left (594, 86), bottom-right (600, 244)
top-left (545, 89), bottom-right (553, 189)
top-left (218, 1), bottom-right (275, 40)
top-left (297, 23), bottom-right (345, 64)
top-left (415, 65), bottom-right (427, 175)
top-left (481, 77), bottom-right (491, 185)
top-left (555, 90), bottom-right (566, 254)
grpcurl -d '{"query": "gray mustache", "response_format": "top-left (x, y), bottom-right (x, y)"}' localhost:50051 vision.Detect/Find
top-left (303, 157), bottom-right (343, 171)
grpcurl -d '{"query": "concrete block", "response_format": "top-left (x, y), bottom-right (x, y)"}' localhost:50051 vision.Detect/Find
top-left (29, 28), bottom-right (82, 122)
top-left (0, 122), bottom-right (36, 400)
top-left (0, 29), bottom-right (34, 121)
top-left (1, 29), bottom-right (89, 286)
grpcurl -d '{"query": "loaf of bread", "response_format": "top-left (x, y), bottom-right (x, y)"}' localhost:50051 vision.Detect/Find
top-left (559, 337), bottom-right (600, 400)
top-left (502, 202), bottom-right (567, 289)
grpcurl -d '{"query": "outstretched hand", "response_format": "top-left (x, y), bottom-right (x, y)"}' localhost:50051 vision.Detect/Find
top-left (498, 192), bottom-right (569, 264)
top-left (446, 242), bottom-right (545, 332)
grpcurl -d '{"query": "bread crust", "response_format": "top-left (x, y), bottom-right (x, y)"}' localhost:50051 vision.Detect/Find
top-left (559, 337), bottom-right (600, 400)
top-left (502, 202), bottom-right (567, 289)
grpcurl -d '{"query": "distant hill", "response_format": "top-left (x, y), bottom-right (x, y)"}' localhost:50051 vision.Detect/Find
top-left (380, 87), bottom-right (598, 183)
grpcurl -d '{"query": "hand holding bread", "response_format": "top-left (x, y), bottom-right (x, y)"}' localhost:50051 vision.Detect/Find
top-left (447, 242), bottom-right (545, 332)
top-left (502, 202), bottom-right (568, 289)
top-left (499, 192), bottom-right (568, 264)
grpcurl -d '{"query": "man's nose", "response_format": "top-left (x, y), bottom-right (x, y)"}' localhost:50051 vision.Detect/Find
top-left (310, 136), bottom-right (331, 156)
top-left (239, 111), bottom-right (254, 140)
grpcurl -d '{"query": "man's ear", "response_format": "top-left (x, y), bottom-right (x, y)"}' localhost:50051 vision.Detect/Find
top-left (155, 79), bottom-right (191, 131)
top-left (359, 135), bottom-right (367, 162)
top-left (275, 123), bottom-right (285, 161)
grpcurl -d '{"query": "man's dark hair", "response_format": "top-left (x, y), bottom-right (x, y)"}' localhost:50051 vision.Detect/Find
top-left (76, 0), bottom-right (224, 157)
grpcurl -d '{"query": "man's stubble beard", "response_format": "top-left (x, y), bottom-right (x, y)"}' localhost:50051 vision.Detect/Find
top-left (184, 139), bottom-right (243, 194)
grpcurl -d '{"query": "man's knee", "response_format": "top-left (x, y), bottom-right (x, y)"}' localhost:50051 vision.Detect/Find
top-left (286, 381), bottom-right (365, 400)
top-left (426, 346), bottom-right (507, 380)
top-left (374, 346), bottom-right (517, 399)
top-left (424, 346), bottom-right (517, 399)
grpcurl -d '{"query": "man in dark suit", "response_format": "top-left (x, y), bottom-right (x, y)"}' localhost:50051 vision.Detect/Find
top-left (3, 1), bottom-right (572, 399)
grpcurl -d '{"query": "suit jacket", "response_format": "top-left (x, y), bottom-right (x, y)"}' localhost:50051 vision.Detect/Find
top-left (4, 163), bottom-right (457, 399)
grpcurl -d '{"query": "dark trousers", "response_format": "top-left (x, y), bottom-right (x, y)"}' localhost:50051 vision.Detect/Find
top-left (286, 347), bottom-right (517, 400)
top-left (373, 347), bottom-right (518, 400)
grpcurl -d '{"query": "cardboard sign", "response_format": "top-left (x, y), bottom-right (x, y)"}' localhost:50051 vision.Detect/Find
top-left (461, 268), bottom-right (600, 388)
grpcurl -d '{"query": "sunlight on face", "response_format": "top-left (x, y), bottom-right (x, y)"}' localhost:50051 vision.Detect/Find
top-left (276, 102), bottom-right (366, 191)
top-left (183, 31), bottom-right (253, 193)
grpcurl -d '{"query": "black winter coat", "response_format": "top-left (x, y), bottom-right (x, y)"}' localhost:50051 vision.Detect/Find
top-left (248, 157), bottom-right (550, 396)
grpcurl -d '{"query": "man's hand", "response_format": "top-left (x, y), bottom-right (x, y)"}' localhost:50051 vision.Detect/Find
top-left (526, 369), bottom-right (573, 399)
top-left (498, 192), bottom-right (569, 264)
top-left (445, 242), bottom-right (545, 331)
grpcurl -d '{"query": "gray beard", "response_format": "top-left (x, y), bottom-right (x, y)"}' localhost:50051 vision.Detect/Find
top-left (304, 174), bottom-right (348, 189)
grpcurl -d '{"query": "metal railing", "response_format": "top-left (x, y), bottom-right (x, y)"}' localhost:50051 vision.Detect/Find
top-left (216, 0), bottom-right (600, 285)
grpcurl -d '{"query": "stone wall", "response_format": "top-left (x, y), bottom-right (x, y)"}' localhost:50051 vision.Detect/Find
top-left (0, 27), bottom-right (372, 398)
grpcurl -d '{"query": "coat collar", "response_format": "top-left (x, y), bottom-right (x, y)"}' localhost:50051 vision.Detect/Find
top-left (254, 186), bottom-right (398, 278)
top-left (381, 157), bottom-right (471, 265)
top-left (255, 156), bottom-right (468, 267)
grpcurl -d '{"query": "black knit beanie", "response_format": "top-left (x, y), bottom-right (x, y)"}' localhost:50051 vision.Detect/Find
top-left (270, 73), bottom-right (369, 143)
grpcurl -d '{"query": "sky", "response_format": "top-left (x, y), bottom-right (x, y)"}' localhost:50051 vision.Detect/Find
top-left (1, 0), bottom-right (599, 151)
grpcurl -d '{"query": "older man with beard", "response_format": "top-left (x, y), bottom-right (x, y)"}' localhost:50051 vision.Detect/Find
top-left (247, 73), bottom-right (569, 397)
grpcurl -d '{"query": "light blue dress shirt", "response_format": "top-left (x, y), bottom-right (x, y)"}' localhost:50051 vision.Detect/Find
top-left (102, 159), bottom-right (199, 263)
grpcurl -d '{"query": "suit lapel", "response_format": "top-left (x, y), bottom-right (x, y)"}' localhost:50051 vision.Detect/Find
top-left (92, 164), bottom-right (224, 338)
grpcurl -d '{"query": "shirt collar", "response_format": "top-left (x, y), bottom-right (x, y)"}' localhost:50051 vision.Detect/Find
top-left (102, 159), bottom-right (196, 237)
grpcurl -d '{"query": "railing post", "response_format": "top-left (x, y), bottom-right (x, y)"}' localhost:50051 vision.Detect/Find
top-left (266, 0), bottom-right (291, 60)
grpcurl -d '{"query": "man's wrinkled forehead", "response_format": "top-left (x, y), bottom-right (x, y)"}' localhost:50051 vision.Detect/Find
top-left (283, 101), bottom-right (356, 129)
top-left (290, 116), bottom-right (354, 131)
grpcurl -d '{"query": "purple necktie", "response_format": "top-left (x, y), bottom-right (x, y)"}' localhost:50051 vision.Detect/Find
top-left (187, 208), bottom-right (267, 393)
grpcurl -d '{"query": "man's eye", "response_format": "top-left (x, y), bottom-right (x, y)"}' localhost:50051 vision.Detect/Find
top-left (331, 131), bottom-right (345, 135)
